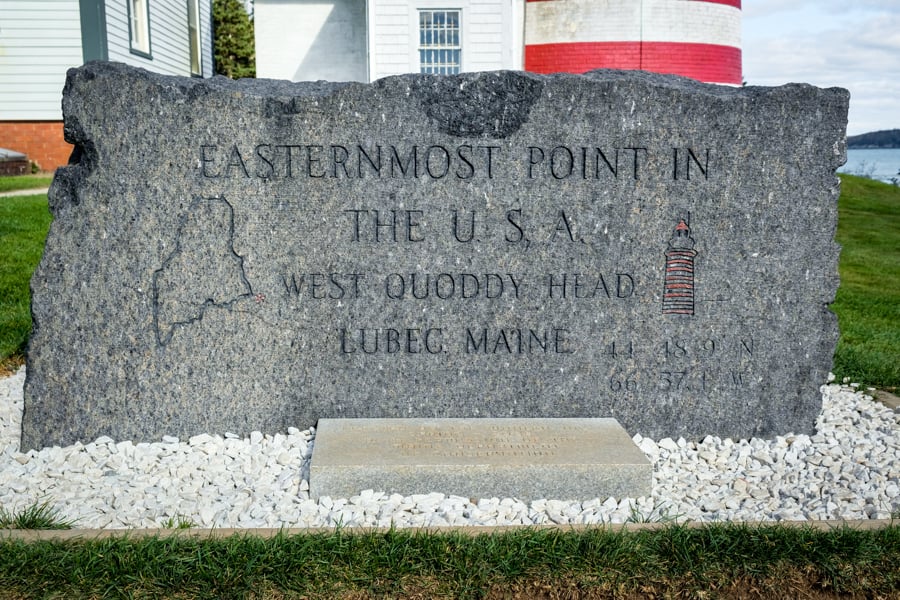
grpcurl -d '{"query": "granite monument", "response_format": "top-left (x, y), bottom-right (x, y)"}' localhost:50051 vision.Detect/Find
top-left (23, 62), bottom-right (848, 449)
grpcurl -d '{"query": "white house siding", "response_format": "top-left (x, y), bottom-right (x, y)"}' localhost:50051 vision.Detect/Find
top-left (369, 0), bottom-right (410, 78)
top-left (105, 0), bottom-right (197, 75)
top-left (255, 0), bottom-right (367, 82)
top-left (464, 0), bottom-right (507, 72)
top-left (0, 0), bottom-right (83, 120)
top-left (370, 0), bottom-right (516, 80)
top-left (199, 0), bottom-right (213, 77)
top-left (254, 0), bottom-right (522, 83)
top-left (509, 0), bottom-right (523, 69)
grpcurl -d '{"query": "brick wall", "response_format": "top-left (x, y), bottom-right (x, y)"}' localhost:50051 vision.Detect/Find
top-left (0, 121), bottom-right (72, 172)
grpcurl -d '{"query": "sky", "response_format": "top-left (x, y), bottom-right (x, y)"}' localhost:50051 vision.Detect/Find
top-left (741, 0), bottom-right (900, 136)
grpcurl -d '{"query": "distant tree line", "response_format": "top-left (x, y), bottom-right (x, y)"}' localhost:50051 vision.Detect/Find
top-left (213, 0), bottom-right (255, 78)
top-left (847, 129), bottom-right (900, 149)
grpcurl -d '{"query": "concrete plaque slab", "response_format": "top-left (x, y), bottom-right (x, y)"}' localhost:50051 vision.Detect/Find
top-left (23, 62), bottom-right (848, 449)
top-left (309, 418), bottom-right (651, 501)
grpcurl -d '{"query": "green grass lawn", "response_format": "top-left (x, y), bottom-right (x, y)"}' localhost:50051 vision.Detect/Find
top-left (0, 194), bottom-right (52, 372)
top-left (831, 175), bottom-right (900, 389)
top-left (0, 174), bottom-right (53, 194)
top-left (0, 524), bottom-right (897, 599)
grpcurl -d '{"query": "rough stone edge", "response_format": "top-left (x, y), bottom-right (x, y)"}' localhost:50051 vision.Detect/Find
top-left (1, 520), bottom-right (895, 542)
top-left (55, 62), bottom-right (853, 146)
top-left (66, 60), bottom-right (852, 99)
top-left (48, 62), bottom-right (849, 188)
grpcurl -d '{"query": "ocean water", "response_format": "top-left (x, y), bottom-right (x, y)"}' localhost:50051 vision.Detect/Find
top-left (839, 148), bottom-right (900, 183)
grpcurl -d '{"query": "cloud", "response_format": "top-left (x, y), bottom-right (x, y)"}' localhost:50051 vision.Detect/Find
top-left (749, 15), bottom-right (899, 80)
top-left (745, 0), bottom-right (897, 19)
top-left (743, 7), bottom-right (900, 134)
top-left (743, 0), bottom-right (809, 18)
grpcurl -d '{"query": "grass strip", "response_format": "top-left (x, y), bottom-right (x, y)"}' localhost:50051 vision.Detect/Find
top-left (0, 501), bottom-right (72, 530)
top-left (830, 175), bottom-right (900, 389)
top-left (0, 524), bottom-right (897, 599)
top-left (0, 175), bottom-right (53, 194)
top-left (0, 194), bottom-right (52, 372)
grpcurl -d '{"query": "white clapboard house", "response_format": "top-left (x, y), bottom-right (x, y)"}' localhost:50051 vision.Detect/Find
top-left (254, 0), bottom-right (741, 85)
top-left (0, 0), bottom-right (215, 170)
top-left (255, 0), bottom-right (526, 82)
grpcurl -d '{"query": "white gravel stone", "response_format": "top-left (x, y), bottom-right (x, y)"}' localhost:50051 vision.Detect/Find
top-left (658, 438), bottom-right (679, 452)
top-left (2, 368), bottom-right (899, 528)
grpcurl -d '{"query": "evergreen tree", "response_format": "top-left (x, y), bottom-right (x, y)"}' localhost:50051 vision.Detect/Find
top-left (213, 0), bottom-right (256, 78)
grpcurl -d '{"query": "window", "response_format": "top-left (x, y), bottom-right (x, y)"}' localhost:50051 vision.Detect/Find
top-left (129, 0), bottom-right (151, 56)
top-left (187, 0), bottom-right (202, 75)
top-left (418, 9), bottom-right (460, 75)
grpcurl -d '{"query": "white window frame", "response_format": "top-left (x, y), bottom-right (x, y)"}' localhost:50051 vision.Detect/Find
top-left (128, 0), bottom-right (152, 57)
top-left (410, 2), bottom-right (468, 75)
top-left (187, 0), bottom-right (202, 75)
top-left (417, 8), bottom-right (461, 75)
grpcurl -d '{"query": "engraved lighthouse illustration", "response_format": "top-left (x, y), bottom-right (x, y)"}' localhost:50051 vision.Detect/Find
top-left (662, 217), bottom-right (698, 315)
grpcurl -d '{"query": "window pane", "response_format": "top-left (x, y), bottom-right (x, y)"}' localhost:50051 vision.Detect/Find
top-left (130, 0), bottom-right (150, 54)
top-left (188, 0), bottom-right (201, 74)
top-left (418, 10), bottom-right (460, 75)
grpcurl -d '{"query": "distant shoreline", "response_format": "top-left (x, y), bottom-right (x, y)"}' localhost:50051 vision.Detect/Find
top-left (847, 129), bottom-right (900, 149)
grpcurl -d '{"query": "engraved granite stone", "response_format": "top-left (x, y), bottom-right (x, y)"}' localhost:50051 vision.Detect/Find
top-left (309, 418), bottom-right (652, 501)
top-left (23, 62), bottom-right (848, 449)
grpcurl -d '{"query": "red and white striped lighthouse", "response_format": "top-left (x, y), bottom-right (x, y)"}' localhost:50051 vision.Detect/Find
top-left (524, 0), bottom-right (742, 85)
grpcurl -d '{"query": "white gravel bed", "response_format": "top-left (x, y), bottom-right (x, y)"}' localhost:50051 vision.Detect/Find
top-left (1, 367), bottom-right (897, 529)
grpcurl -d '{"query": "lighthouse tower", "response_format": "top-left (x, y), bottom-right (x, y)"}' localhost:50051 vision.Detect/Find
top-left (524, 0), bottom-right (742, 85)
top-left (663, 219), bottom-right (699, 315)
